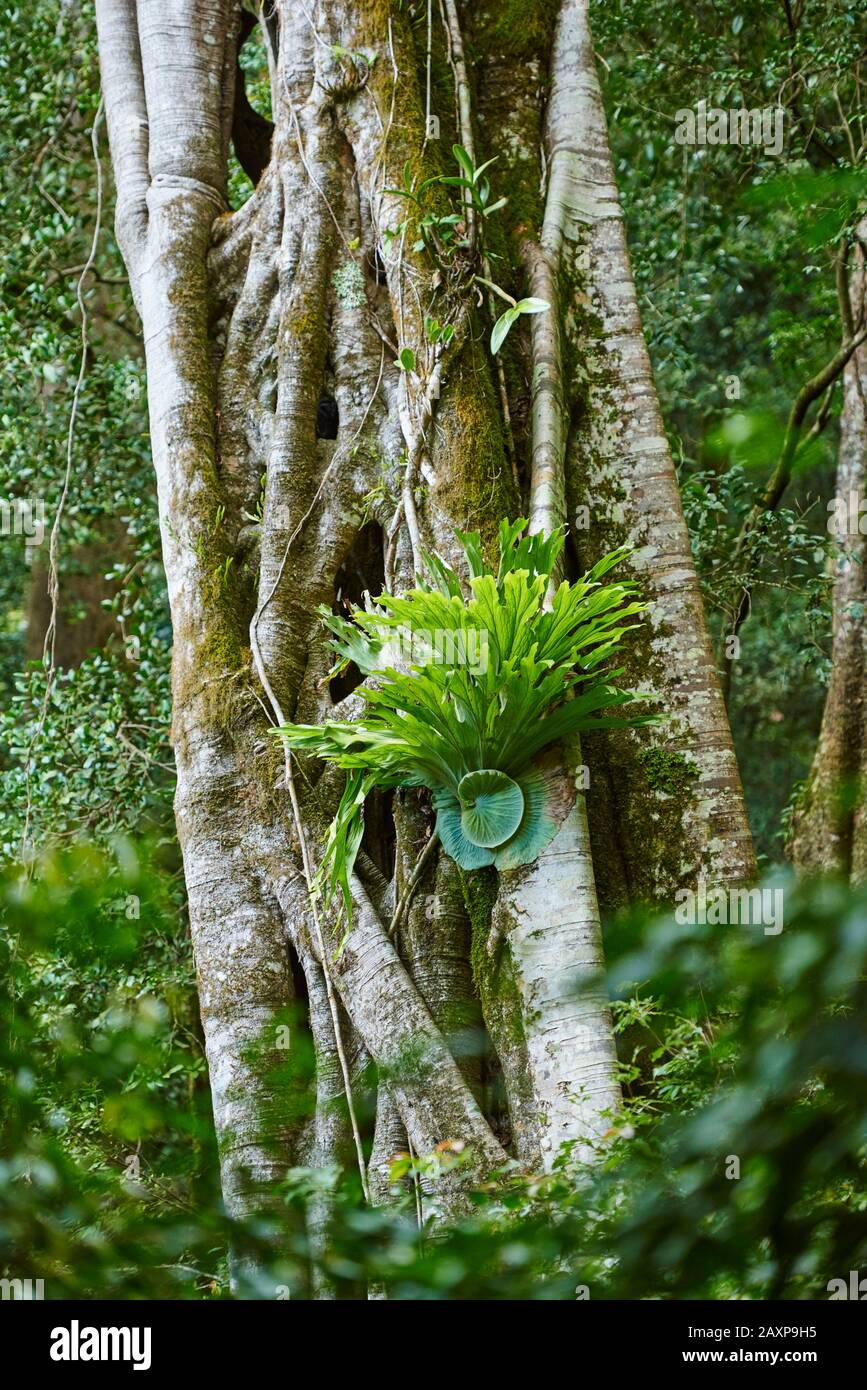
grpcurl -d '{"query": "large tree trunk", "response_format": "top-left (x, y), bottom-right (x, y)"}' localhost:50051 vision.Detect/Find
top-left (790, 227), bottom-right (867, 878)
top-left (95, 0), bottom-right (754, 1277)
top-left (557, 0), bottom-right (756, 908)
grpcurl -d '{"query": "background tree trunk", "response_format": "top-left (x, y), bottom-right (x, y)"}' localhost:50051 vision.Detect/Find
top-left (790, 225), bottom-right (867, 878)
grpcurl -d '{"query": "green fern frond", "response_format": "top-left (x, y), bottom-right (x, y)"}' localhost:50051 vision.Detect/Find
top-left (275, 519), bottom-right (656, 924)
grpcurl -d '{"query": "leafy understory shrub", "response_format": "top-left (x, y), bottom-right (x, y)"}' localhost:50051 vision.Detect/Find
top-left (276, 519), bottom-right (651, 918)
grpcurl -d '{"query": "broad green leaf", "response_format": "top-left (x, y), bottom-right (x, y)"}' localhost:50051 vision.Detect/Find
top-left (434, 789), bottom-right (496, 869)
top-left (491, 307), bottom-right (519, 356)
top-left (472, 156), bottom-right (499, 183)
top-left (458, 769), bottom-right (524, 847)
top-left (494, 758), bottom-right (573, 870)
top-left (452, 144), bottom-right (474, 179)
top-left (453, 528), bottom-right (485, 580)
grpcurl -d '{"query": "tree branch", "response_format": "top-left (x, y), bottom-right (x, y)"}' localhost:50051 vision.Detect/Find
top-left (94, 0), bottom-right (149, 302)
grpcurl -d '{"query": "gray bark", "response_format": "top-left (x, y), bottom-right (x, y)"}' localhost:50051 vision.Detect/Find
top-left (561, 0), bottom-right (756, 905)
top-left (790, 227), bottom-right (867, 878)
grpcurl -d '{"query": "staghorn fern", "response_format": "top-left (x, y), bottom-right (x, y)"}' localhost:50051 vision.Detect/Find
top-left (275, 518), bottom-right (653, 923)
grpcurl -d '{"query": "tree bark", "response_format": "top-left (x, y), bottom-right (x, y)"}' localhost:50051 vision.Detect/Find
top-left (559, 0), bottom-right (756, 906)
top-left (95, 0), bottom-right (756, 1280)
top-left (486, 2), bottom-right (621, 1168)
top-left (790, 226), bottom-right (867, 878)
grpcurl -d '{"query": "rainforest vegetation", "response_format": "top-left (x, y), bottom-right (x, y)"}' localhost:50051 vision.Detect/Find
top-left (1, 0), bottom-right (866, 1302)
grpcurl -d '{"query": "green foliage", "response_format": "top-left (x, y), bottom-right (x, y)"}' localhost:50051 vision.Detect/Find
top-left (0, 842), bottom-right (231, 1298)
top-left (0, 7), bottom-right (187, 1293)
top-left (482, 288), bottom-right (550, 356)
top-left (386, 144), bottom-right (507, 261)
top-left (384, 144), bottom-right (548, 350)
top-left (280, 871), bottom-right (867, 1298)
top-left (449, 143), bottom-right (508, 222)
top-left (7, 850), bottom-right (862, 1299)
top-left (277, 520), bottom-right (649, 908)
top-left (446, 768), bottom-right (524, 847)
top-left (3, 0), bottom-right (865, 1305)
top-left (423, 315), bottom-right (455, 346)
top-left (0, 0), bottom-right (173, 862)
top-left (588, 0), bottom-right (865, 855)
top-left (227, 20), bottom-right (272, 209)
top-left (681, 463), bottom-right (833, 858)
